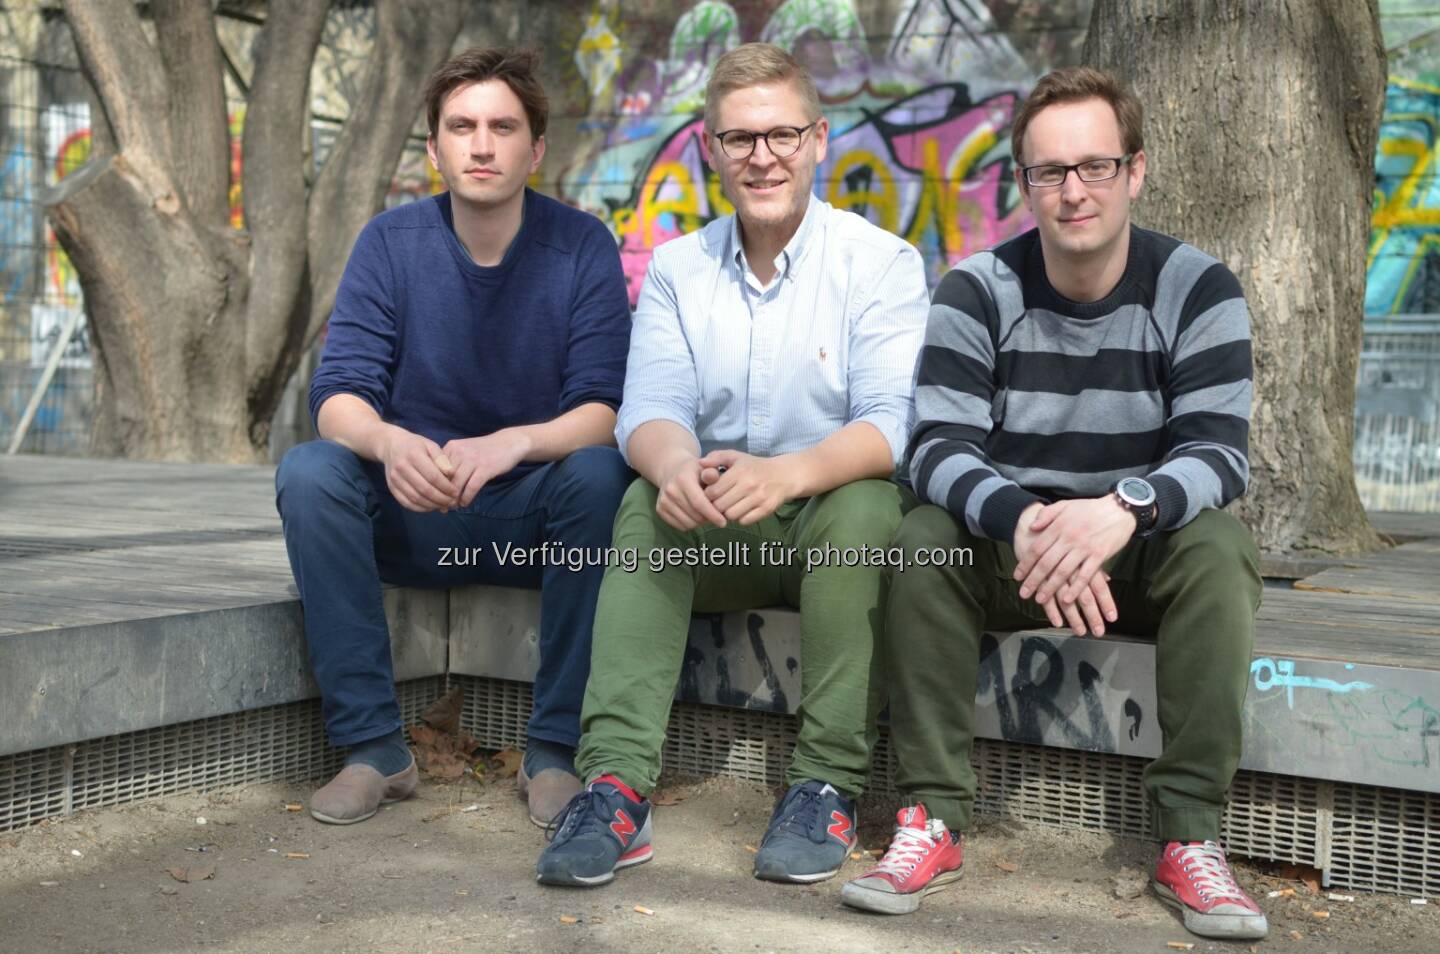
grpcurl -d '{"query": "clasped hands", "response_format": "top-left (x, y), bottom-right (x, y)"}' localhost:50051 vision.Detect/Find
top-left (378, 426), bottom-right (529, 513)
top-left (655, 449), bottom-right (799, 531)
top-left (1011, 497), bottom-right (1138, 637)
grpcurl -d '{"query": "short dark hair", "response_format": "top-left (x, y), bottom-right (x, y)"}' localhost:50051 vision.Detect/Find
top-left (422, 47), bottom-right (548, 140)
top-left (1011, 67), bottom-right (1143, 166)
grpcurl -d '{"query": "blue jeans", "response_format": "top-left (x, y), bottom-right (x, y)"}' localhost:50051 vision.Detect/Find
top-left (275, 440), bottom-right (631, 749)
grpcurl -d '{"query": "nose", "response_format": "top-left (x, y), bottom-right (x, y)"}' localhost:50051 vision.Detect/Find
top-left (1059, 166), bottom-right (1088, 204)
top-left (748, 135), bottom-right (778, 167)
top-left (469, 126), bottom-right (495, 159)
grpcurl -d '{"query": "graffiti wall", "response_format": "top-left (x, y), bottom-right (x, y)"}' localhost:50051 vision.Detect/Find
top-left (545, 0), bottom-right (1090, 302)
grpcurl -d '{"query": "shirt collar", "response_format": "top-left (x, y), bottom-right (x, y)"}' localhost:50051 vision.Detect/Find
top-left (728, 192), bottom-right (824, 286)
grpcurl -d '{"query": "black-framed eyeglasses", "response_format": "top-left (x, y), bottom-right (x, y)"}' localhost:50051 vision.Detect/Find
top-left (712, 123), bottom-right (817, 160)
top-left (1020, 154), bottom-right (1133, 188)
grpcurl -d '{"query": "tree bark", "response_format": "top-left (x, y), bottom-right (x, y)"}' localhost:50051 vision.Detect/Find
top-left (1084, 0), bottom-right (1385, 555)
top-left (46, 0), bottom-right (467, 463)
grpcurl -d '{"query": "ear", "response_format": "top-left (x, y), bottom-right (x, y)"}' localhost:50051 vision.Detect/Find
top-left (700, 125), bottom-right (718, 173)
top-left (530, 135), bottom-right (547, 175)
top-left (1127, 149), bottom-right (1147, 200)
top-left (1014, 164), bottom-right (1031, 205)
top-left (811, 116), bottom-right (829, 165)
top-left (426, 135), bottom-right (438, 171)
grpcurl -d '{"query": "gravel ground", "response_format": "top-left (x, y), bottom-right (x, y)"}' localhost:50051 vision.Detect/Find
top-left (1, 770), bottom-right (1435, 954)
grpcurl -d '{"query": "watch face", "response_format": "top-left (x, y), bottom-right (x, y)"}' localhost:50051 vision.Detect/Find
top-left (1118, 477), bottom-right (1156, 507)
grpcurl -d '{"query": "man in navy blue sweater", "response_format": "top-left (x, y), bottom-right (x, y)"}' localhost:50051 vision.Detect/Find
top-left (275, 48), bottom-right (632, 828)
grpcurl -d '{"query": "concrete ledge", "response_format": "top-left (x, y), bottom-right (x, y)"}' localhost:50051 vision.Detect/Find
top-left (0, 588), bottom-right (447, 757)
top-left (446, 585), bottom-right (1440, 795)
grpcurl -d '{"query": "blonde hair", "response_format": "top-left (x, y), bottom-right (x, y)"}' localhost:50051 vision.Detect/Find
top-left (703, 43), bottom-right (821, 131)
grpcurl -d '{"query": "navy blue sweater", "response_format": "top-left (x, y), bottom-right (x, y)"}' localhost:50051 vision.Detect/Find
top-left (309, 189), bottom-right (631, 484)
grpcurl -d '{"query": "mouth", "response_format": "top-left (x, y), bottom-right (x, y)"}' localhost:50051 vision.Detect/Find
top-left (1059, 213), bottom-right (1096, 226)
top-left (465, 168), bottom-right (502, 179)
top-left (744, 178), bottom-right (786, 194)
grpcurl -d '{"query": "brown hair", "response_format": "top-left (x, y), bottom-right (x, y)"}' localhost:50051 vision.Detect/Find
top-left (422, 47), bottom-right (548, 140)
top-left (1010, 67), bottom-right (1143, 165)
top-left (704, 43), bottom-right (821, 131)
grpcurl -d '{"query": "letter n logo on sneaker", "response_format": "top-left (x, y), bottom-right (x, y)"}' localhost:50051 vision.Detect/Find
top-left (827, 810), bottom-right (854, 844)
top-left (610, 809), bottom-right (637, 843)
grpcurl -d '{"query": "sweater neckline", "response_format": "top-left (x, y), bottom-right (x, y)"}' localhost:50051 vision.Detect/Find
top-left (1029, 227), bottom-right (1142, 320)
top-left (436, 189), bottom-right (535, 281)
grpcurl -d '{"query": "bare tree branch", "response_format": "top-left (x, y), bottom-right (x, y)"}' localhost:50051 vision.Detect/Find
top-left (241, 1), bottom-right (330, 372)
top-left (152, 0), bottom-right (231, 227)
top-left (59, 0), bottom-right (175, 195)
top-left (302, 0), bottom-right (467, 345)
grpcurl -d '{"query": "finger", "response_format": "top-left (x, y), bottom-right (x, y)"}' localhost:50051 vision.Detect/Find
top-left (403, 461), bottom-right (457, 509)
top-left (1021, 541), bottom-right (1070, 598)
top-left (1060, 598), bottom-right (1088, 637)
top-left (736, 496), bottom-right (780, 527)
top-left (1013, 529), bottom-right (1059, 580)
top-left (657, 495), bottom-right (698, 532)
top-left (390, 473), bottom-right (434, 513)
top-left (461, 465), bottom-right (488, 507)
top-left (1077, 586), bottom-right (1105, 636)
top-left (411, 453), bottom-right (459, 501)
top-left (697, 449), bottom-right (741, 470)
top-left (681, 474), bottom-right (727, 527)
top-left (724, 491), bottom-right (762, 523)
top-left (1090, 575), bottom-right (1118, 622)
top-left (1042, 597), bottom-right (1065, 628)
top-left (660, 487), bottom-right (702, 527)
top-left (710, 480), bottom-right (753, 516)
top-left (448, 459), bottom-right (477, 504)
top-left (1028, 501), bottom-right (1063, 531)
top-left (1061, 554), bottom-right (1106, 604)
top-left (1036, 549), bottom-right (1086, 604)
top-left (699, 466), bottom-right (723, 487)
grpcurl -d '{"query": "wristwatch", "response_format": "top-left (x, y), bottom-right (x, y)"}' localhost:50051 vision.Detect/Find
top-left (1112, 477), bottom-right (1159, 537)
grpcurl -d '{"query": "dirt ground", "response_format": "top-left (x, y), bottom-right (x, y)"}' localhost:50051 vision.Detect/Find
top-left (1, 770), bottom-right (1435, 954)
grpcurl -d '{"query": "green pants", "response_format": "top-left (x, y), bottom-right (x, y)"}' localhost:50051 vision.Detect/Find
top-left (575, 477), bottom-right (917, 797)
top-left (885, 505), bottom-right (1261, 842)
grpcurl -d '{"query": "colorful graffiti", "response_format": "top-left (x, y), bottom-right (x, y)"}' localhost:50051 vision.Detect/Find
top-left (1368, 78), bottom-right (1440, 315)
top-left (560, 0), bottom-right (1036, 304)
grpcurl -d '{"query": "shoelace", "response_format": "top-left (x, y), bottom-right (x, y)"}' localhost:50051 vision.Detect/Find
top-left (1170, 840), bottom-right (1248, 903)
top-left (774, 787), bottom-right (827, 844)
top-left (873, 824), bottom-right (940, 878)
top-left (543, 788), bottom-right (611, 844)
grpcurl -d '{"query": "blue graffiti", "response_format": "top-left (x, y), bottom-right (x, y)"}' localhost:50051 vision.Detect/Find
top-left (1251, 657), bottom-right (1374, 709)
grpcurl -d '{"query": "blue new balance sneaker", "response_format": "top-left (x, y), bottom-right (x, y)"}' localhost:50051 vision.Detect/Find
top-left (753, 779), bottom-right (857, 883)
top-left (535, 775), bottom-right (653, 886)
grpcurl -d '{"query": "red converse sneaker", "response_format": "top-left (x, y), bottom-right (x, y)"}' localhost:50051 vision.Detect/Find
top-left (840, 804), bottom-right (963, 914)
top-left (1152, 840), bottom-right (1269, 940)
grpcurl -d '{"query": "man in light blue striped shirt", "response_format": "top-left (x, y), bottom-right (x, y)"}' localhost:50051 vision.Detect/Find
top-left (536, 43), bottom-right (929, 890)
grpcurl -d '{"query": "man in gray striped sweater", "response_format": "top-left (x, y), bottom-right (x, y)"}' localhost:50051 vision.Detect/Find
top-left (840, 68), bottom-right (1268, 942)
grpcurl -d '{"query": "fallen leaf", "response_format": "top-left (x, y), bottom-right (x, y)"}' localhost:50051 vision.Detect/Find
top-left (421, 687), bottom-right (465, 735)
top-left (284, 803), bottom-right (302, 813)
top-left (284, 852), bottom-right (309, 860)
top-left (489, 748), bottom-right (523, 778)
top-left (165, 865), bottom-right (215, 883)
top-left (651, 790), bottom-right (688, 807)
top-left (559, 915), bottom-right (579, 924)
top-left (995, 859), bottom-right (1019, 873)
top-left (633, 905), bottom-right (655, 916)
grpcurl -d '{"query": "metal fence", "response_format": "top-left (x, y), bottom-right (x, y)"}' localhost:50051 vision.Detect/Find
top-left (0, 53), bottom-right (92, 454)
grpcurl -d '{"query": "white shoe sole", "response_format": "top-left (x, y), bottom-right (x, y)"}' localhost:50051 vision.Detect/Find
top-left (1153, 881), bottom-right (1269, 939)
top-left (840, 868), bottom-right (964, 914)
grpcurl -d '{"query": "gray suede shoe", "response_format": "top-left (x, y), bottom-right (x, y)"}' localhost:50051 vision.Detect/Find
top-left (310, 757), bottom-right (419, 825)
top-left (518, 761), bottom-right (583, 827)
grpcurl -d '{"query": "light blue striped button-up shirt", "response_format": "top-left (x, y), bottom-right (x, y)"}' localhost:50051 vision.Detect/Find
top-left (616, 195), bottom-right (929, 469)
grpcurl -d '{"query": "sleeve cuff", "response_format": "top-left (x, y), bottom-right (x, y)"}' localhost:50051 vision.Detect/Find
top-left (979, 484), bottom-right (1046, 545)
top-left (614, 409), bottom-right (700, 467)
top-left (1148, 473), bottom-right (1189, 532)
top-left (852, 412), bottom-right (910, 470)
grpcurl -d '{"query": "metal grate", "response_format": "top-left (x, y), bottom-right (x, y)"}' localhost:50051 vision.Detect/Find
top-left (0, 677), bottom-right (443, 832)
top-left (1330, 782), bottom-right (1440, 896)
top-left (450, 675), bottom-right (1439, 897)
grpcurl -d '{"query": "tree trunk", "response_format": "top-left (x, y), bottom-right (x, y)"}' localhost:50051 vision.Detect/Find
top-left (46, 0), bottom-right (466, 464)
top-left (1084, 0), bottom-right (1386, 555)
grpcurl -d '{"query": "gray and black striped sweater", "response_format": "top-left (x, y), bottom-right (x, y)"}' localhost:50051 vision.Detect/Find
top-left (907, 226), bottom-right (1251, 544)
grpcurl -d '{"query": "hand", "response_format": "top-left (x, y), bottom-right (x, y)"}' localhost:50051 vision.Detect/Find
top-left (697, 450), bottom-right (801, 526)
top-left (655, 456), bottom-right (727, 531)
top-left (377, 426), bottom-right (460, 513)
top-left (441, 430), bottom-right (531, 507)
top-left (1012, 499), bottom-right (1126, 636)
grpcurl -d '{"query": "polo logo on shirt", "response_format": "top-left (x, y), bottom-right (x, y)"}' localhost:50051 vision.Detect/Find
top-left (818, 347), bottom-right (827, 363)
